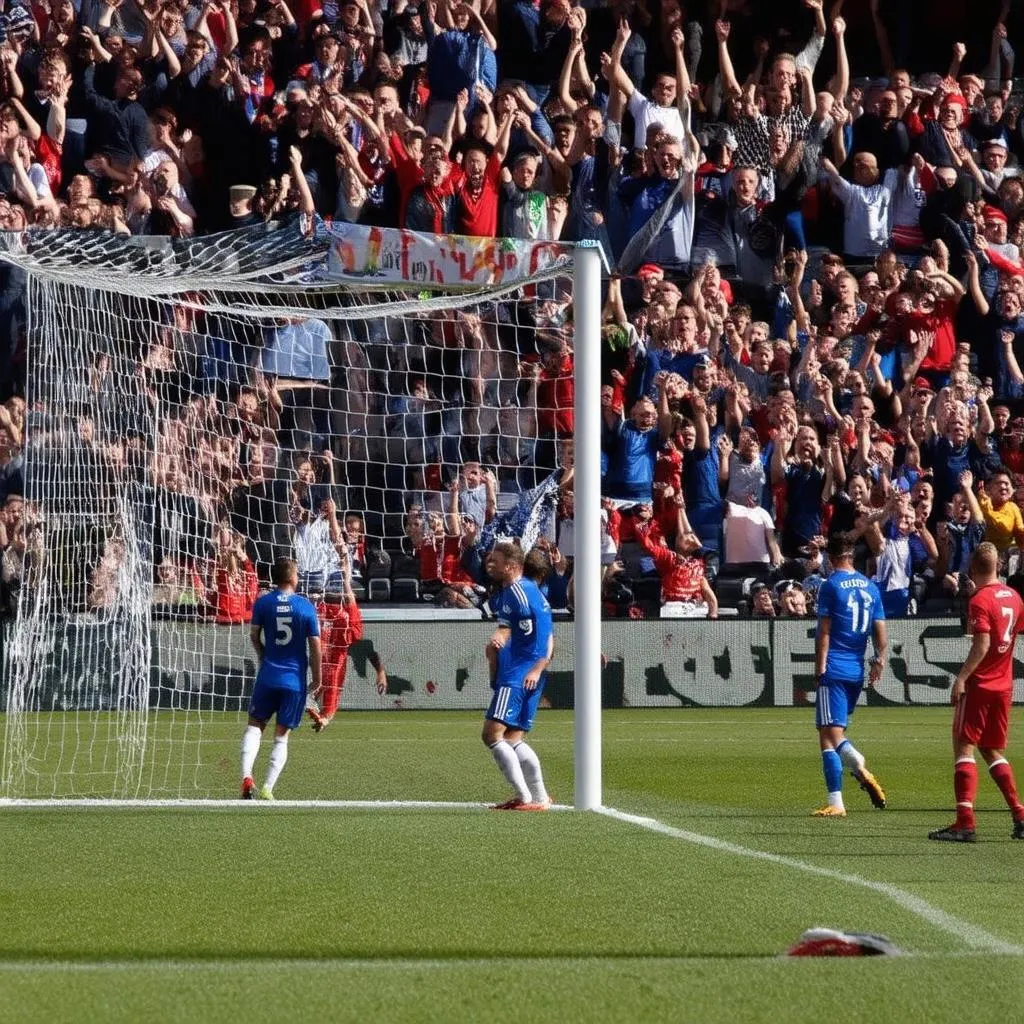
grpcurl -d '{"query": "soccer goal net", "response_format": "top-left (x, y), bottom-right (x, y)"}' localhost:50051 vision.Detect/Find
top-left (0, 221), bottom-right (600, 801)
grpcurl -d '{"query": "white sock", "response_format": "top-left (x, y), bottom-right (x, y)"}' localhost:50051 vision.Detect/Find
top-left (489, 740), bottom-right (532, 802)
top-left (836, 739), bottom-right (865, 774)
top-left (828, 791), bottom-right (845, 811)
top-left (264, 735), bottom-right (289, 793)
top-left (513, 741), bottom-right (549, 803)
top-left (241, 726), bottom-right (261, 780)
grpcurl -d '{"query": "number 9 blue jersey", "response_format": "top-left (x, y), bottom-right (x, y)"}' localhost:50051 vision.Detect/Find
top-left (251, 590), bottom-right (321, 691)
top-left (816, 569), bottom-right (885, 682)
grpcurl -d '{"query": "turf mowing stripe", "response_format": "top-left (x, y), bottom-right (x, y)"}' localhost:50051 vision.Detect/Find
top-left (597, 806), bottom-right (1024, 956)
top-left (0, 799), bottom-right (574, 810)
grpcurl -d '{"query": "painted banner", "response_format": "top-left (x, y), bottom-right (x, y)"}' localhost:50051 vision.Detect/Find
top-left (5, 618), bottom-right (1021, 713)
top-left (323, 222), bottom-right (574, 289)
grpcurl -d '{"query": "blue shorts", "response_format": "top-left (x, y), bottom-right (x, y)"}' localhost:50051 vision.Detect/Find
top-left (486, 679), bottom-right (546, 732)
top-left (815, 676), bottom-right (863, 730)
top-left (249, 681), bottom-right (306, 730)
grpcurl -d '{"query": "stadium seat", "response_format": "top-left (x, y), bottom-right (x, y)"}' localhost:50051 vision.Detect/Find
top-left (390, 554), bottom-right (421, 603)
top-left (713, 577), bottom-right (748, 611)
top-left (630, 577), bottom-right (663, 605)
top-left (391, 577), bottom-right (420, 602)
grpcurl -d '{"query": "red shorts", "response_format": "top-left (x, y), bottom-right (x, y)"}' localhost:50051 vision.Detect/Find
top-left (954, 688), bottom-right (1011, 749)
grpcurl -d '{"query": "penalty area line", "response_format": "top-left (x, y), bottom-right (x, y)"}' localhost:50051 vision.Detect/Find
top-left (597, 806), bottom-right (1024, 957)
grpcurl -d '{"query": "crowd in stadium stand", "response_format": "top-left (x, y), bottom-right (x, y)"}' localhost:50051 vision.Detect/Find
top-left (4, 0), bottom-right (1024, 620)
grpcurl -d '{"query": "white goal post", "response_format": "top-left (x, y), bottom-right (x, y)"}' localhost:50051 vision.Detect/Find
top-left (0, 223), bottom-right (604, 808)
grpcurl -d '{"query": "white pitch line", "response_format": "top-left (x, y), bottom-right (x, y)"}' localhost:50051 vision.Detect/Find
top-left (0, 798), bottom-right (574, 811)
top-left (598, 806), bottom-right (1024, 956)
top-left (0, 949), bottom-right (1020, 975)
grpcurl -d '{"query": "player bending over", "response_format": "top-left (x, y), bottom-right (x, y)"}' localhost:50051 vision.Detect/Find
top-left (482, 542), bottom-right (554, 811)
top-left (308, 546), bottom-right (387, 732)
top-left (929, 542), bottom-right (1024, 842)
top-left (812, 535), bottom-right (888, 818)
top-left (241, 557), bottom-right (322, 801)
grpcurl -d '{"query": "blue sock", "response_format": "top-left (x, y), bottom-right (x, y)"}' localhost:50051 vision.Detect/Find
top-left (821, 749), bottom-right (843, 795)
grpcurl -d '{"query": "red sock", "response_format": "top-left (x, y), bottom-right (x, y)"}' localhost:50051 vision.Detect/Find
top-left (321, 667), bottom-right (341, 718)
top-left (954, 758), bottom-right (978, 830)
top-left (989, 759), bottom-right (1024, 822)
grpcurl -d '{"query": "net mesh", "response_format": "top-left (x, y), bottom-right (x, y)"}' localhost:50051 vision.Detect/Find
top-left (0, 222), bottom-right (575, 799)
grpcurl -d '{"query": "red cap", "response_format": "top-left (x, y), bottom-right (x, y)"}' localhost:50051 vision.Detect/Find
top-left (984, 204), bottom-right (1009, 224)
top-left (913, 376), bottom-right (934, 392)
top-left (636, 263), bottom-right (664, 279)
top-left (941, 93), bottom-right (968, 111)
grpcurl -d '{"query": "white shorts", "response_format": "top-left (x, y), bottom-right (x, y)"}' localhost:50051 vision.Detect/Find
top-left (660, 601), bottom-right (709, 619)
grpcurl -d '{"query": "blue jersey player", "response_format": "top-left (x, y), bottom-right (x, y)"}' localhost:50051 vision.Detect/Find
top-left (483, 542), bottom-right (555, 811)
top-left (241, 557), bottom-right (322, 800)
top-left (812, 535), bottom-right (889, 817)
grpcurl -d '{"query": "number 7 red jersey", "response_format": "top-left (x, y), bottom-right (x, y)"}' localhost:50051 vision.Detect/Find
top-left (966, 583), bottom-right (1024, 693)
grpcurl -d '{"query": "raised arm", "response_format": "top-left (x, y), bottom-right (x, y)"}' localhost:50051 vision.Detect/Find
top-left (869, 0), bottom-right (895, 76)
top-left (606, 19), bottom-right (637, 101)
top-left (830, 104), bottom-right (849, 164)
top-left (446, 477), bottom-right (462, 536)
top-left (975, 388), bottom-right (995, 443)
top-left (961, 470), bottom-right (985, 523)
top-left (441, 89), bottom-right (468, 151)
top-left (715, 20), bottom-right (741, 99)
top-left (0, 48), bottom-right (23, 101)
top-left (949, 40), bottom-right (967, 81)
top-left (465, 0), bottom-right (497, 52)
top-left (771, 424), bottom-right (794, 485)
top-left (656, 373), bottom-right (674, 440)
top-left (9, 97), bottom-right (40, 143)
top-left (797, 65), bottom-right (815, 118)
top-left (288, 146), bottom-right (316, 218)
top-left (832, 16), bottom-right (850, 105)
top-left (574, 36), bottom-right (595, 100)
top-left (156, 27), bottom-right (182, 79)
top-left (690, 394), bottom-right (711, 451)
top-left (603, 275), bottom-right (628, 326)
top-left (1002, 331), bottom-right (1024, 386)
top-left (672, 26), bottom-right (692, 129)
top-left (965, 251), bottom-right (990, 315)
top-left (558, 36), bottom-right (583, 114)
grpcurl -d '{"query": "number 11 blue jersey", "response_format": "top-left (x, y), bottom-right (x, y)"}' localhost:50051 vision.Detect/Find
top-left (816, 569), bottom-right (885, 682)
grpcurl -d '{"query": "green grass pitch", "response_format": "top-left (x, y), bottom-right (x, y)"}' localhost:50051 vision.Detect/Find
top-left (2, 707), bottom-right (1024, 1023)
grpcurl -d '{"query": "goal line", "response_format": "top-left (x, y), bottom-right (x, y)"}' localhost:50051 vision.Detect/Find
top-left (0, 798), bottom-right (574, 811)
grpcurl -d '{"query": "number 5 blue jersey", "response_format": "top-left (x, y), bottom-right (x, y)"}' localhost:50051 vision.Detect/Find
top-left (251, 590), bottom-right (321, 691)
top-left (816, 569), bottom-right (885, 682)
top-left (493, 577), bottom-right (553, 679)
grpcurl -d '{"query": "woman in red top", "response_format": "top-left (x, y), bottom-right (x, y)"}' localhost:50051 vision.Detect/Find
top-left (210, 529), bottom-right (258, 624)
top-left (535, 344), bottom-right (575, 438)
top-left (635, 495), bottom-right (719, 619)
top-left (411, 508), bottom-right (477, 601)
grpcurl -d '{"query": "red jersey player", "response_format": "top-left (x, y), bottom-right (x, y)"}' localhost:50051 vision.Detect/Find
top-left (307, 546), bottom-right (387, 732)
top-left (929, 542), bottom-right (1024, 842)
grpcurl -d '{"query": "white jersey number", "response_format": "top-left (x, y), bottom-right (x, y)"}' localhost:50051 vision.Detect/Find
top-left (1000, 607), bottom-right (1017, 651)
top-left (276, 615), bottom-right (293, 646)
top-left (847, 592), bottom-right (872, 635)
